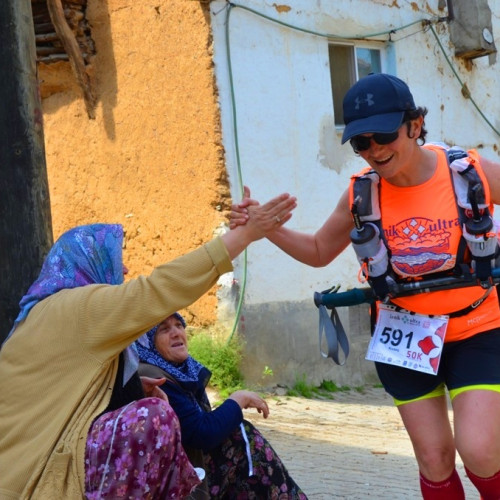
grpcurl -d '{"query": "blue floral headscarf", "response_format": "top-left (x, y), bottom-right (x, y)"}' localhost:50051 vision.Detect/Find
top-left (3, 223), bottom-right (140, 384)
top-left (7, 223), bottom-right (124, 339)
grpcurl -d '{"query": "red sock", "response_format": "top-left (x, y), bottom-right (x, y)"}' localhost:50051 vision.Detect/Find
top-left (465, 467), bottom-right (500, 500)
top-left (420, 469), bottom-right (465, 499)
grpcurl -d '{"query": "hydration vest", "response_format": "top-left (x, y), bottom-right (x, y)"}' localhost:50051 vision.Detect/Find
top-left (348, 143), bottom-right (499, 314)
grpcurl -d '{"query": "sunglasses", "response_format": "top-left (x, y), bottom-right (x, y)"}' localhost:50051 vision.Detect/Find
top-left (349, 130), bottom-right (400, 153)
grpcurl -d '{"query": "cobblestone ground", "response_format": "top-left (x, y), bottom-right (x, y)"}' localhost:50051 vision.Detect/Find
top-left (244, 387), bottom-right (478, 499)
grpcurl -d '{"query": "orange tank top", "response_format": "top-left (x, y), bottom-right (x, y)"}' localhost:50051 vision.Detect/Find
top-left (378, 146), bottom-right (500, 342)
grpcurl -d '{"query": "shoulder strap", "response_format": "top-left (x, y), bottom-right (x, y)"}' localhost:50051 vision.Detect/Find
top-left (447, 148), bottom-right (491, 213)
top-left (429, 144), bottom-right (499, 285)
top-left (425, 143), bottom-right (492, 211)
top-left (442, 146), bottom-right (470, 270)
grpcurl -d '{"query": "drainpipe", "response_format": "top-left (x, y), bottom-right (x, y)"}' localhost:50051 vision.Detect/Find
top-left (0, 0), bottom-right (53, 343)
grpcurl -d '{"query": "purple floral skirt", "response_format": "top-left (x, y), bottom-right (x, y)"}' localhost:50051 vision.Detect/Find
top-left (84, 397), bottom-right (200, 499)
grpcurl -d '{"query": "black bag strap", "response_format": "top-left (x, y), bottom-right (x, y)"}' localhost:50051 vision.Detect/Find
top-left (318, 303), bottom-right (349, 365)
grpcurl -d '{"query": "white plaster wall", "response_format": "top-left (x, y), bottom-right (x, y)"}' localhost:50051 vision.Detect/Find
top-left (211, 0), bottom-right (500, 309)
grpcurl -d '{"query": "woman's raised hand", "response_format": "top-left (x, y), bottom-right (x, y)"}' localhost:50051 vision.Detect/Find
top-left (229, 186), bottom-right (257, 229)
top-left (222, 187), bottom-right (296, 259)
top-left (229, 185), bottom-right (296, 232)
top-left (246, 190), bottom-right (296, 234)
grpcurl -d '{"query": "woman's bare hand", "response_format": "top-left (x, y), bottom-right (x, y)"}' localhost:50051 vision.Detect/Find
top-left (140, 376), bottom-right (169, 402)
top-left (222, 188), bottom-right (297, 259)
top-left (246, 191), bottom-right (296, 234)
top-left (229, 186), bottom-right (296, 232)
top-left (229, 186), bottom-right (258, 229)
top-left (229, 390), bottom-right (270, 419)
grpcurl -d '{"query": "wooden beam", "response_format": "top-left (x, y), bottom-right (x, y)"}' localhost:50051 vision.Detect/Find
top-left (46, 0), bottom-right (96, 118)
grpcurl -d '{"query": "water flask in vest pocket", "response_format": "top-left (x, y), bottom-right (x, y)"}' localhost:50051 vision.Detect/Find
top-left (350, 222), bottom-right (388, 278)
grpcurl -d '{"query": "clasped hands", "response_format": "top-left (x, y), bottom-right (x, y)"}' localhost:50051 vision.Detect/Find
top-left (230, 186), bottom-right (296, 232)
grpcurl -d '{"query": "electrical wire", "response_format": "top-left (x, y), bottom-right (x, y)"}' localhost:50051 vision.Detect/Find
top-left (227, 1), bottom-right (426, 40)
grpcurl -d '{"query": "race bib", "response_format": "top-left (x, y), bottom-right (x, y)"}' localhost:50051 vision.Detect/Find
top-left (365, 304), bottom-right (449, 375)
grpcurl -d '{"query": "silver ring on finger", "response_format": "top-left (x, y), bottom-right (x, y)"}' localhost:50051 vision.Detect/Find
top-left (274, 215), bottom-right (281, 223)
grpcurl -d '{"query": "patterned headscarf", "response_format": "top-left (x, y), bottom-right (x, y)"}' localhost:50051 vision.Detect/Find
top-left (3, 224), bottom-right (137, 384)
top-left (8, 223), bottom-right (124, 336)
top-left (136, 314), bottom-right (211, 407)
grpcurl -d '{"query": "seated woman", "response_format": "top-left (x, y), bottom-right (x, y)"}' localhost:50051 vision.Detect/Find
top-left (136, 312), bottom-right (308, 500)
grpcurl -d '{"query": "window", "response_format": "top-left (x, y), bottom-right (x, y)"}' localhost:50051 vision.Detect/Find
top-left (328, 43), bottom-right (383, 126)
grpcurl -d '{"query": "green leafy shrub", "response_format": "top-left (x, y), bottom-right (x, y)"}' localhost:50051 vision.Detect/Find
top-left (188, 329), bottom-right (244, 399)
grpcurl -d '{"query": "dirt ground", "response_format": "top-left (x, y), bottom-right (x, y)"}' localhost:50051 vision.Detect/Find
top-left (238, 387), bottom-right (478, 499)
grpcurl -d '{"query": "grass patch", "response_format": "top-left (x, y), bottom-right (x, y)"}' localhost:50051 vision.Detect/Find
top-left (318, 380), bottom-right (350, 393)
top-left (188, 328), bottom-right (244, 399)
top-left (287, 374), bottom-right (356, 399)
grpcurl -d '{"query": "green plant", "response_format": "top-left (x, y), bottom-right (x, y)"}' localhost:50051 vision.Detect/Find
top-left (287, 377), bottom-right (354, 399)
top-left (188, 329), bottom-right (244, 399)
top-left (318, 380), bottom-right (350, 393)
top-left (287, 374), bottom-right (314, 398)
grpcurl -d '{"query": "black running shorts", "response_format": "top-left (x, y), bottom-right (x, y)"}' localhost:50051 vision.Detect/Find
top-left (375, 327), bottom-right (500, 402)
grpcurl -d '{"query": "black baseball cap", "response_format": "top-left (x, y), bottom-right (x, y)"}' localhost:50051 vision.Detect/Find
top-left (341, 73), bottom-right (416, 144)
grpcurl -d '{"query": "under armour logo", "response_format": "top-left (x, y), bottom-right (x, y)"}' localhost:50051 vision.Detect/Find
top-left (355, 94), bottom-right (374, 109)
